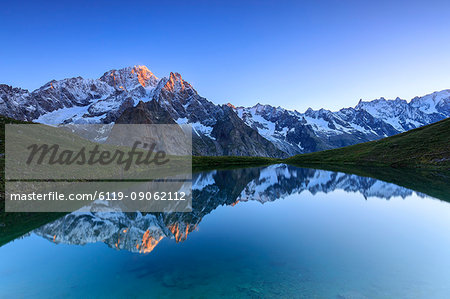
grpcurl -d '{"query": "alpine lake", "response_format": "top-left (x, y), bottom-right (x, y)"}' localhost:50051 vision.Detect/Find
top-left (1, 164), bottom-right (449, 298)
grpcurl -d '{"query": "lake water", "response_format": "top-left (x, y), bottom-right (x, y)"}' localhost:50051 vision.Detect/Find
top-left (1, 164), bottom-right (450, 298)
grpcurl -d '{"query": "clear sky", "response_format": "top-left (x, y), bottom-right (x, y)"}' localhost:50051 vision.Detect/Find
top-left (1, 0), bottom-right (450, 112)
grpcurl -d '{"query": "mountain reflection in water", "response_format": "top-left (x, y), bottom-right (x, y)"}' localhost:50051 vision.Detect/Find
top-left (33, 164), bottom-right (426, 253)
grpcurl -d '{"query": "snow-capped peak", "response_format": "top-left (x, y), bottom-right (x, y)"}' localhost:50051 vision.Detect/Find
top-left (99, 65), bottom-right (159, 91)
top-left (409, 89), bottom-right (450, 114)
top-left (131, 65), bottom-right (159, 88)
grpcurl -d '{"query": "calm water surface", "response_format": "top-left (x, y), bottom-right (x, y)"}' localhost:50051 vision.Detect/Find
top-left (1, 165), bottom-right (450, 298)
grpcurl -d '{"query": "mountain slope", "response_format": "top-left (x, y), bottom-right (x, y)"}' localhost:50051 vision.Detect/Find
top-left (286, 117), bottom-right (450, 169)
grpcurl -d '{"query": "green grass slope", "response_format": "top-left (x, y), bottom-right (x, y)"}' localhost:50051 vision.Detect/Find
top-left (0, 116), bottom-right (67, 246)
top-left (286, 118), bottom-right (450, 170)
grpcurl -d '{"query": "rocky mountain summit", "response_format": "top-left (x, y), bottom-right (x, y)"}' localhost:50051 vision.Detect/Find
top-left (1, 65), bottom-right (448, 157)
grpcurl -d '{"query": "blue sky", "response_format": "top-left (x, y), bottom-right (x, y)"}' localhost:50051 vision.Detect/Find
top-left (1, 0), bottom-right (450, 112)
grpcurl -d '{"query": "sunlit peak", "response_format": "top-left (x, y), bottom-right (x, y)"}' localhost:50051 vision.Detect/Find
top-left (131, 65), bottom-right (157, 87)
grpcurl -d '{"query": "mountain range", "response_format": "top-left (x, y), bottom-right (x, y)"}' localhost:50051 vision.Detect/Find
top-left (1, 65), bottom-right (449, 157)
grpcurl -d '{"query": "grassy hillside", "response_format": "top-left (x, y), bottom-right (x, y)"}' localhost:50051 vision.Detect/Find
top-left (0, 116), bottom-right (66, 246)
top-left (286, 118), bottom-right (450, 170)
top-left (0, 115), bottom-right (32, 203)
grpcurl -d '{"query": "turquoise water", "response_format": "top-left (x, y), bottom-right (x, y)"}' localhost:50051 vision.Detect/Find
top-left (1, 165), bottom-right (450, 298)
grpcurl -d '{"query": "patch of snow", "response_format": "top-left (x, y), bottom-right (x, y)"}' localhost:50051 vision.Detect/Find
top-left (192, 122), bottom-right (215, 140)
top-left (304, 116), bottom-right (334, 133)
top-left (35, 105), bottom-right (98, 125)
top-left (176, 117), bottom-right (189, 125)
